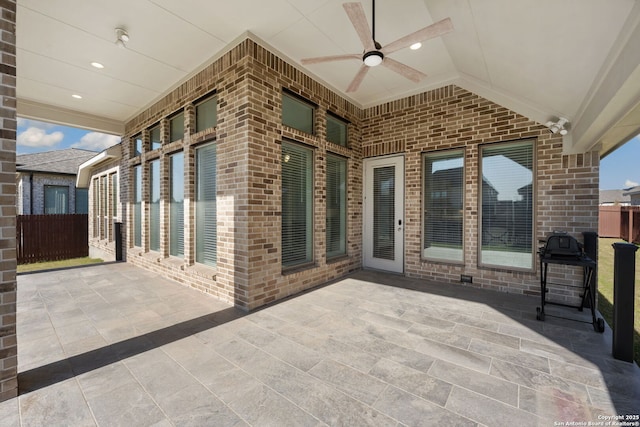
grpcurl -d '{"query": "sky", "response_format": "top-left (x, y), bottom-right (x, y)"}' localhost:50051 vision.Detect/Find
top-left (599, 134), bottom-right (640, 190)
top-left (15, 118), bottom-right (640, 190)
top-left (16, 118), bottom-right (120, 155)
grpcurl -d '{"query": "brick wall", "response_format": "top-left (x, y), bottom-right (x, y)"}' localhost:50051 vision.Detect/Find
top-left (0, 0), bottom-right (17, 402)
top-left (361, 86), bottom-right (599, 301)
top-left (121, 39), bottom-right (363, 310)
top-left (117, 38), bottom-right (598, 311)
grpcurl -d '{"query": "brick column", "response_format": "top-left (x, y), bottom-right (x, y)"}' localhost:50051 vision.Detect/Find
top-left (0, 0), bottom-right (17, 401)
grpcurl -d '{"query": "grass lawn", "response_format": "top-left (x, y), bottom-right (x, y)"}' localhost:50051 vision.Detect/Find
top-left (17, 257), bottom-right (104, 273)
top-left (597, 238), bottom-right (640, 366)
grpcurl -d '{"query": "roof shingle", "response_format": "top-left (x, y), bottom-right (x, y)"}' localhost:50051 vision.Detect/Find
top-left (16, 148), bottom-right (98, 175)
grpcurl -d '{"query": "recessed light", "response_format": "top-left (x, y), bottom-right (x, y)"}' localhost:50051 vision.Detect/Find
top-left (91, 62), bottom-right (104, 69)
top-left (410, 42), bottom-right (422, 50)
top-left (72, 94), bottom-right (82, 99)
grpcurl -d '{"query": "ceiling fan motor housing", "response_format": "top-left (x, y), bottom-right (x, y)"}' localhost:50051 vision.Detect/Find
top-left (363, 50), bottom-right (384, 66)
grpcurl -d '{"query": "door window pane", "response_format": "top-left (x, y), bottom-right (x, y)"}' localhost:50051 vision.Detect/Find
top-left (150, 125), bottom-right (161, 150)
top-left (326, 154), bottom-right (347, 258)
top-left (327, 114), bottom-right (348, 147)
top-left (373, 167), bottom-right (395, 260)
top-left (282, 142), bottom-right (313, 267)
top-left (170, 152), bottom-right (184, 257)
top-left (133, 166), bottom-right (142, 247)
top-left (196, 96), bottom-right (217, 132)
top-left (480, 140), bottom-right (534, 269)
top-left (196, 143), bottom-right (217, 267)
top-left (44, 185), bottom-right (69, 214)
top-left (149, 160), bottom-right (160, 251)
top-left (170, 112), bottom-right (184, 142)
top-left (282, 93), bottom-right (314, 134)
top-left (423, 150), bottom-right (464, 262)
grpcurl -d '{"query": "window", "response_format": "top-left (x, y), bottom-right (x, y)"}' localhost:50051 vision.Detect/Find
top-left (76, 188), bottom-right (88, 214)
top-left (134, 135), bottom-right (143, 156)
top-left (196, 95), bottom-right (217, 132)
top-left (196, 143), bottom-right (216, 267)
top-left (326, 114), bottom-right (348, 147)
top-left (149, 160), bottom-right (161, 251)
top-left (170, 152), bottom-right (184, 258)
top-left (44, 185), bottom-right (69, 214)
top-left (282, 142), bottom-right (313, 268)
top-left (170, 112), bottom-right (184, 142)
top-left (326, 154), bottom-right (347, 259)
top-left (111, 173), bottom-right (118, 217)
top-left (282, 92), bottom-right (314, 134)
top-left (480, 140), bottom-right (534, 269)
top-left (150, 125), bottom-right (161, 151)
top-left (92, 179), bottom-right (99, 237)
top-left (423, 150), bottom-right (464, 262)
top-left (100, 175), bottom-right (107, 238)
top-left (133, 166), bottom-right (142, 247)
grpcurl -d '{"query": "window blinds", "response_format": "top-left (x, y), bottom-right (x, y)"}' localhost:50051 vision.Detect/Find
top-left (149, 160), bottom-right (161, 251)
top-left (282, 142), bottom-right (313, 267)
top-left (480, 140), bottom-right (534, 269)
top-left (196, 143), bottom-right (217, 267)
top-left (326, 154), bottom-right (347, 258)
top-left (170, 152), bottom-right (184, 258)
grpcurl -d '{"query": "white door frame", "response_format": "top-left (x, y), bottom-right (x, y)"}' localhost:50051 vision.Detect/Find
top-left (363, 155), bottom-right (404, 273)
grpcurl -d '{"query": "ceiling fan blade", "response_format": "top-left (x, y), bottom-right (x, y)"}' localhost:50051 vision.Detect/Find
top-left (381, 18), bottom-right (453, 55)
top-left (343, 3), bottom-right (375, 51)
top-left (346, 64), bottom-right (370, 92)
top-left (301, 54), bottom-right (361, 65)
top-left (382, 57), bottom-right (426, 83)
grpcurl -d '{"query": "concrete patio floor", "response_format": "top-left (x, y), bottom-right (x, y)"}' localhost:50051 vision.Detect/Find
top-left (2, 263), bottom-right (639, 426)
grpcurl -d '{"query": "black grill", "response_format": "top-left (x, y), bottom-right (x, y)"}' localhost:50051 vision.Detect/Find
top-left (540, 231), bottom-right (583, 259)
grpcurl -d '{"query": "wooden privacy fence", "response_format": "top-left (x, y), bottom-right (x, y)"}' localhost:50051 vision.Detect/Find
top-left (16, 214), bottom-right (88, 264)
top-left (599, 206), bottom-right (640, 244)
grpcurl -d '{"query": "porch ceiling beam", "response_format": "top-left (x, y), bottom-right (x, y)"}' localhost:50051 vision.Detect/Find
top-left (17, 98), bottom-right (125, 136)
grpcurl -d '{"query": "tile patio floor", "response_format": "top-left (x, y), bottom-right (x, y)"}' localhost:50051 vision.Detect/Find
top-left (1, 262), bottom-right (639, 426)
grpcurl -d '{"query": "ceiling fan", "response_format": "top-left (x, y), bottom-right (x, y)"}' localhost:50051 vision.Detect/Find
top-left (301, 1), bottom-right (453, 92)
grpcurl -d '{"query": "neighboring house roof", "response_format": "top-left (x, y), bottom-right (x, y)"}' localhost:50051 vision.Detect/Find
top-left (599, 189), bottom-right (631, 205)
top-left (16, 148), bottom-right (99, 175)
top-left (623, 185), bottom-right (640, 196)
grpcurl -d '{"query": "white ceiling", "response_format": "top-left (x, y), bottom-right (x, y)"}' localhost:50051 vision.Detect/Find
top-left (16, 0), bottom-right (640, 155)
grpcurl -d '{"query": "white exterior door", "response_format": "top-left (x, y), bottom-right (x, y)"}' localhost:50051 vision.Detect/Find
top-left (363, 156), bottom-right (404, 273)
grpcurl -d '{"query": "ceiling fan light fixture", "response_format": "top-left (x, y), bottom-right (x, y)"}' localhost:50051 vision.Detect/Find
top-left (363, 51), bottom-right (384, 67)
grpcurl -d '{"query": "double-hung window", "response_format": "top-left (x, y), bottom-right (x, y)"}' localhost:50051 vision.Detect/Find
top-left (282, 141), bottom-right (313, 268)
top-left (133, 166), bottom-right (142, 247)
top-left (423, 150), bottom-right (464, 262)
top-left (149, 160), bottom-right (161, 252)
top-left (282, 92), bottom-right (314, 134)
top-left (480, 140), bottom-right (534, 270)
top-left (195, 143), bottom-right (217, 267)
top-left (326, 154), bottom-right (347, 259)
top-left (44, 185), bottom-right (69, 214)
top-left (170, 152), bottom-right (184, 257)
